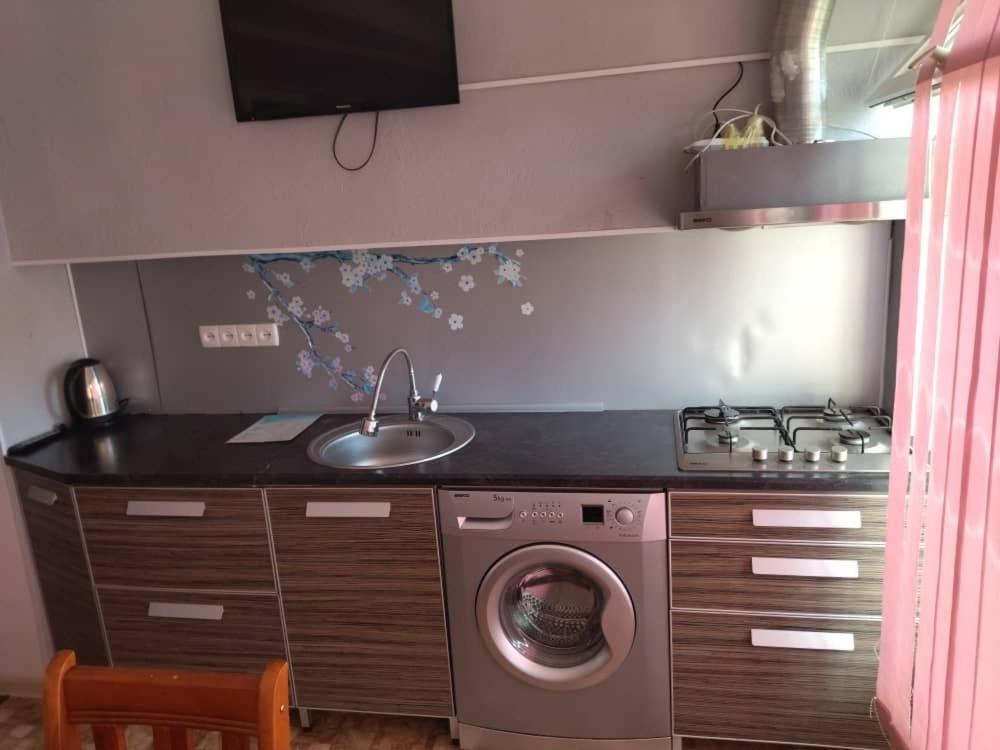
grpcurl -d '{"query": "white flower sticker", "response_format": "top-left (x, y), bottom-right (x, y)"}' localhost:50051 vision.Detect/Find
top-left (496, 259), bottom-right (522, 286)
top-left (458, 274), bottom-right (476, 292)
top-left (242, 262), bottom-right (255, 273)
top-left (246, 289), bottom-right (256, 300)
top-left (311, 307), bottom-right (331, 325)
top-left (266, 304), bottom-right (289, 325)
top-left (433, 307), bottom-right (443, 319)
top-left (521, 302), bottom-right (535, 316)
top-left (400, 291), bottom-right (413, 306)
top-left (408, 275), bottom-right (421, 294)
top-left (441, 261), bottom-right (453, 273)
top-left (430, 290), bottom-right (440, 301)
top-left (448, 313), bottom-right (464, 331)
top-left (515, 248), bottom-right (525, 257)
top-left (340, 264), bottom-right (363, 289)
top-left (274, 271), bottom-right (294, 288)
top-left (287, 296), bottom-right (305, 317)
top-left (299, 257), bottom-right (316, 272)
top-left (335, 331), bottom-right (350, 344)
top-left (296, 350), bottom-right (314, 378)
top-left (468, 246), bottom-right (485, 264)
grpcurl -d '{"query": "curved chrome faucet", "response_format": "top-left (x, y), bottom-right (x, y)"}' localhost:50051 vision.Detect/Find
top-left (360, 348), bottom-right (441, 437)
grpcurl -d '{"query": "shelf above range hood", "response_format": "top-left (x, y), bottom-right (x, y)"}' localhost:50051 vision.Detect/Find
top-left (679, 138), bottom-right (911, 230)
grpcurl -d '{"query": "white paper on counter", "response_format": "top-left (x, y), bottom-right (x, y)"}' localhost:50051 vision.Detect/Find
top-left (227, 413), bottom-right (321, 443)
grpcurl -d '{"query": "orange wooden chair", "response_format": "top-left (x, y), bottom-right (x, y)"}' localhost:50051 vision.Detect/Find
top-left (44, 651), bottom-right (291, 750)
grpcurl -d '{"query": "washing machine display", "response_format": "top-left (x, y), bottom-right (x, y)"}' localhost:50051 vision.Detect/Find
top-left (477, 543), bottom-right (635, 691)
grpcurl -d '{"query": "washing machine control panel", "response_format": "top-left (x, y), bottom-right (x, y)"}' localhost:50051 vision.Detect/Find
top-left (440, 490), bottom-right (666, 542)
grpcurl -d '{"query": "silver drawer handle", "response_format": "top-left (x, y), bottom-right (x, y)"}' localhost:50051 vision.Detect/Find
top-left (27, 486), bottom-right (59, 506)
top-left (127, 501), bottom-right (207, 517)
top-left (147, 602), bottom-right (224, 621)
top-left (306, 501), bottom-right (391, 518)
top-left (752, 509), bottom-right (862, 529)
top-left (751, 557), bottom-right (859, 578)
top-left (751, 628), bottom-right (855, 652)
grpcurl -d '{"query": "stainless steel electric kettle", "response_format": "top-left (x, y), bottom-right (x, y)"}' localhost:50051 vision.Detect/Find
top-left (63, 358), bottom-right (125, 426)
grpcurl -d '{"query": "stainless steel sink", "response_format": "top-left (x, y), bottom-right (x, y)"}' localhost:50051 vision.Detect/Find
top-left (307, 414), bottom-right (475, 470)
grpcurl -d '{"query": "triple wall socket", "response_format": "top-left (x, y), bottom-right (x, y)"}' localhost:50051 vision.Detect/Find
top-left (199, 324), bottom-right (279, 348)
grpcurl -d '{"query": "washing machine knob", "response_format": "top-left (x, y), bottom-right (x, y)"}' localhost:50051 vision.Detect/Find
top-left (614, 507), bottom-right (635, 525)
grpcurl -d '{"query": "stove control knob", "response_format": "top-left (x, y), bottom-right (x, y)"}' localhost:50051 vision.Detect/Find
top-left (804, 448), bottom-right (822, 463)
top-left (615, 507), bottom-right (635, 525)
top-left (778, 446), bottom-right (795, 462)
top-left (752, 446), bottom-right (768, 462)
top-left (831, 445), bottom-right (849, 463)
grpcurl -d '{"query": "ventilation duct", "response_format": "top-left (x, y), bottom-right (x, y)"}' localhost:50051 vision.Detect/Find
top-left (770, 0), bottom-right (835, 143)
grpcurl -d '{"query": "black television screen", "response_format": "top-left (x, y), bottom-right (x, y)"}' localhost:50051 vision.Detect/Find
top-left (218, 0), bottom-right (459, 122)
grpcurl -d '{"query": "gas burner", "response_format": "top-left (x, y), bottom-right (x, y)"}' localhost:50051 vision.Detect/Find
top-left (704, 402), bottom-right (741, 425)
top-left (838, 428), bottom-right (872, 446)
top-left (823, 406), bottom-right (852, 423)
top-left (676, 399), bottom-right (892, 472)
top-left (716, 426), bottom-right (740, 444)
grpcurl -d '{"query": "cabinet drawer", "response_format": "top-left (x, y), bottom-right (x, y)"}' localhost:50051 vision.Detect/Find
top-left (672, 611), bottom-right (886, 748)
top-left (99, 588), bottom-right (285, 674)
top-left (267, 487), bottom-right (452, 716)
top-left (671, 541), bottom-right (884, 616)
top-left (76, 487), bottom-right (274, 590)
top-left (14, 472), bottom-right (108, 665)
top-left (670, 491), bottom-right (887, 543)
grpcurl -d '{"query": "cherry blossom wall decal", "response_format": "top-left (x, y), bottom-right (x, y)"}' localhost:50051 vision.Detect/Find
top-left (244, 245), bottom-right (531, 396)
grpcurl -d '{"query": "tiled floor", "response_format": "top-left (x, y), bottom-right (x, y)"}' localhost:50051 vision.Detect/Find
top-left (0, 697), bottom-right (453, 750)
top-left (0, 696), bottom-right (837, 750)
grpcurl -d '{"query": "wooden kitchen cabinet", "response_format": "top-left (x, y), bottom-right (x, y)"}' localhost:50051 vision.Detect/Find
top-left (266, 487), bottom-right (453, 716)
top-left (671, 540), bottom-right (885, 616)
top-left (75, 487), bottom-right (274, 591)
top-left (13, 471), bottom-right (107, 665)
top-left (99, 588), bottom-right (285, 674)
top-left (672, 612), bottom-right (886, 748)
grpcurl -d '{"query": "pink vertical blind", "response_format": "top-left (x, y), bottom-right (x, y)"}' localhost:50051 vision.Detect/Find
top-left (876, 0), bottom-right (1000, 748)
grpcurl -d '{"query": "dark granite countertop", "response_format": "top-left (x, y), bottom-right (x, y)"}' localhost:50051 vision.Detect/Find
top-left (3, 411), bottom-right (889, 492)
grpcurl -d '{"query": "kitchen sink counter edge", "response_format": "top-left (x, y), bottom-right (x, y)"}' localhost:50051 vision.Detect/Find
top-left (3, 411), bottom-right (889, 492)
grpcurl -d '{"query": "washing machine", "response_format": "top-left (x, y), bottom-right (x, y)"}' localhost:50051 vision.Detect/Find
top-left (438, 489), bottom-right (671, 750)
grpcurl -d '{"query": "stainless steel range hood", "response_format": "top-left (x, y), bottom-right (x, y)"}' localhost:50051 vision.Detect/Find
top-left (679, 0), bottom-right (909, 231)
top-left (680, 138), bottom-right (910, 230)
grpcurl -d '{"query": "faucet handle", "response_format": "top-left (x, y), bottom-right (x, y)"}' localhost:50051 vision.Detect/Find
top-left (411, 373), bottom-right (442, 421)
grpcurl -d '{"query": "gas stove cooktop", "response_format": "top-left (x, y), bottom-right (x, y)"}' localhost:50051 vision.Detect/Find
top-left (676, 398), bottom-right (892, 473)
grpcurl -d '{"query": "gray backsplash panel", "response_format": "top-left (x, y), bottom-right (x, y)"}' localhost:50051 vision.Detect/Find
top-left (76, 224), bottom-right (892, 414)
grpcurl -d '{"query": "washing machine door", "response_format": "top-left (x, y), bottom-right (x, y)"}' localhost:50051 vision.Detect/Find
top-left (476, 543), bottom-right (636, 691)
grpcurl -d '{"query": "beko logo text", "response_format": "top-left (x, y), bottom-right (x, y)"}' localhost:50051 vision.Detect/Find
top-left (492, 494), bottom-right (513, 503)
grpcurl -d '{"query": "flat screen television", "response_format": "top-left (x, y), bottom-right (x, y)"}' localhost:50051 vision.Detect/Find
top-left (218, 0), bottom-right (459, 122)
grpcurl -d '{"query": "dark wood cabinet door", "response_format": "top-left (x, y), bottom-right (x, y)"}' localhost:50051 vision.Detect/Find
top-left (13, 471), bottom-right (107, 665)
top-left (671, 541), bottom-right (885, 616)
top-left (670, 491), bottom-right (888, 543)
top-left (672, 611), bottom-right (886, 748)
top-left (75, 487), bottom-right (274, 591)
top-left (99, 588), bottom-right (285, 674)
top-left (267, 487), bottom-right (452, 716)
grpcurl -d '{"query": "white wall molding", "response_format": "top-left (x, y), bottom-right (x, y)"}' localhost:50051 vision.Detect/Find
top-left (459, 36), bottom-right (925, 93)
top-left (13, 226), bottom-right (682, 267)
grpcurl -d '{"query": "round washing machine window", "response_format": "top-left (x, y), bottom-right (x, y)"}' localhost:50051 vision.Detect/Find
top-left (476, 544), bottom-right (636, 691)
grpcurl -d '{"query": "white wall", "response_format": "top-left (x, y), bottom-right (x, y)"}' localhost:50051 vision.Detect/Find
top-left (0, 203), bottom-right (85, 693)
top-left (0, 1), bottom-right (935, 265)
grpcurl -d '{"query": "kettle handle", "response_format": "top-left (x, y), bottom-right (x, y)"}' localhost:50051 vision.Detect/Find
top-left (63, 357), bottom-right (98, 418)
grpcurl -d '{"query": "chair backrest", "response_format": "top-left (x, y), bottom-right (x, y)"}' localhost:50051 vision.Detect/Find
top-left (44, 651), bottom-right (290, 750)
